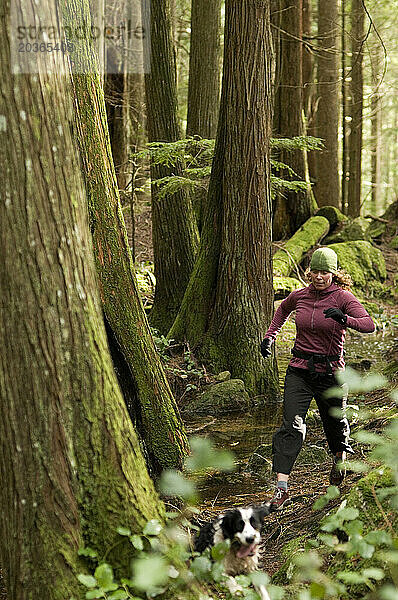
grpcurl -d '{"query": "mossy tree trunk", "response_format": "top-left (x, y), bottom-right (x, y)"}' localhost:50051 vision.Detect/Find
top-left (186, 0), bottom-right (222, 139)
top-left (316, 0), bottom-right (340, 208)
top-left (0, 10), bottom-right (166, 597)
top-left (62, 0), bottom-right (189, 474)
top-left (144, 0), bottom-right (199, 334)
top-left (272, 0), bottom-right (315, 239)
top-left (347, 0), bottom-right (365, 217)
top-left (169, 0), bottom-right (279, 398)
top-left (302, 0), bottom-right (317, 184)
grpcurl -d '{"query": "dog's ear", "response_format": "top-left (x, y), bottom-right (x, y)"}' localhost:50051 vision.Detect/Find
top-left (257, 503), bottom-right (271, 520)
top-left (220, 510), bottom-right (240, 539)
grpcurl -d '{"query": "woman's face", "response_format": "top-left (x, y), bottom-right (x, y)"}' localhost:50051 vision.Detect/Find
top-left (310, 270), bottom-right (333, 290)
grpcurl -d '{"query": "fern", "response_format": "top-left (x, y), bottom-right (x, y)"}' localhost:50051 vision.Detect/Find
top-left (132, 135), bottom-right (322, 200)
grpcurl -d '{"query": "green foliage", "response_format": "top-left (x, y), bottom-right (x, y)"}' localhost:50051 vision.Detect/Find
top-left (133, 135), bottom-right (323, 201)
top-left (76, 368), bottom-right (398, 600)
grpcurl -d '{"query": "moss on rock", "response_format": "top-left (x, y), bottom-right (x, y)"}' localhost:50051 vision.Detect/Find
top-left (184, 379), bottom-right (252, 415)
top-left (274, 276), bottom-right (304, 298)
top-left (329, 241), bottom-right (386, 296)
top-left (326, 217), bottom-right (371, 244)
top-left (316, 206), bottom-right (347, 230)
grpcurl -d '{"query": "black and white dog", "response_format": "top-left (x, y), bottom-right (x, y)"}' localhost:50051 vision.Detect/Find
top-left (194, 505), bottom-right (271, 600)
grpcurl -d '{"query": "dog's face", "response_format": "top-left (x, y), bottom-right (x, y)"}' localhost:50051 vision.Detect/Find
top-left (220, 505), bottom-right (269, 558)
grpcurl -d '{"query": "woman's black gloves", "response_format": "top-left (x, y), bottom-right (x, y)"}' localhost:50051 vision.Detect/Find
top-left (260, 337), bottom-right (273, 358)
top-left (323, 307), bottom-right (347, 326)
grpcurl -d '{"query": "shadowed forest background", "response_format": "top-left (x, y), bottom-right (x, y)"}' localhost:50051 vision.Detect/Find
top-left (1, 0), bottom-right (398, 599)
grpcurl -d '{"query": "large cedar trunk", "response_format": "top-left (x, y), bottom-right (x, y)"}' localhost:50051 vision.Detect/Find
top-left (347, 0), bottom-right (365, 217)
top-left (144, 0), bottom-right (199, 334)
top-left (170, 0), bottom-right (279, 398)
top-left (0, 9), bottom-right (164, 596)
top-left (61, 0), bottom-right (189, 473)
top-left (316, 0), bottom-right (340, 208)
top-left (186, 0), bottom-right (222, 139)
top-left (302, 0), bottom-right (317, 183)
top-left (272, 0), bottom-right (315, 239)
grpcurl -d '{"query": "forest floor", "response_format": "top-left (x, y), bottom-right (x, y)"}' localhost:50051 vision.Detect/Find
top-left (130, 200), bottom-right (398, 585)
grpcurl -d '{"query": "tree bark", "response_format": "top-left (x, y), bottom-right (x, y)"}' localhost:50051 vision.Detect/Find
top-left (144, 0), bottom-right (199, 334)
top-left (370, 43), bottom-right (382, 214)
top-left (0, 9), bottom-right (166, 597)
top-left (272, 0), bottom-right (315, 239)
top-left (170, 0), bottom-right (279, 398)
top-left (302, 0), bottom-right (317, 183)
top-left (61, 0), bottom-right (189, 473)
top-left (316, 0), bottom-right (340, 208)
top-left (186, 0), bottom-right (222, 139)
top-left (347, 0), bottom-right (365, 217)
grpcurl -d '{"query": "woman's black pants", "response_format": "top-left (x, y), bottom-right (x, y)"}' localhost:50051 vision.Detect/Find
top-left (272, 366), bottom-right (353, 475)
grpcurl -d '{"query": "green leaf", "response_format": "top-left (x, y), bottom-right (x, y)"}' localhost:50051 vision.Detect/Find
top-left (108, 591), bottom-right (130, 600)
top-left (78, 547), bottom-right (98, 559)
top-left (211, 540), bottom-right (230, 561)
top-left (309, 581), bottom-right (326, 598)
top-left (336, 571), bottom-right (365, 584)
top-left (94, 564), bottom-right (114, 589)
top-left (185, 436), bottom-right (235, 472)
top-left (249, 571), bottom-right (270, 587)
top-left (380, 584), bottom-right (398, 599)
top-left (131, 555), bottom-right (169, 591)
top-left (313, 486), bottom-right (340, 510)
top-left (116, 527), bottom-right (132, 537)
top-left (362, 568), bottom-right (385, 581)
top-left (85, 590), bottom-right (105, 599)
top-left (129, 534), bottom-right (144, 551)
top-left (365, 530), bottom-right (392, 546)
top-left (190, 556), bottom-right (212, 578)
top-left (337, 507), bottom-right (359, 521)
top-left (343, 461), bottom-right (369, 473)
top-left (77, 574), bottom-right (97, 588)
top-left (158, 470), bottom-right (197, 500)
top-left (143, 519), bottom-right (162, 536)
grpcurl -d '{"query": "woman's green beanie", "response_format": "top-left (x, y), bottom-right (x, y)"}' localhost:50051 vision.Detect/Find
top-left (310, 247), bottom-right (338, 274)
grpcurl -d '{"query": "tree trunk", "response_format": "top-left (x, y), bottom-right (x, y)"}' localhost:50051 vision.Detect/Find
top-left (347, 0), bottom-right (365, 217)
top-left (61, 0), bottom-right (189, 474)
top-left (302, 0), bottom-right (317, 183)
top-left (0, 10), bottom-right (166, 597)
top-left (105, 70), bottom-right (129, 192)
top-left (316, 0), bottom-right (340, 208)
top-left (186, 0), bottom-right (222, 139)
top-left (341, 1), bottom-right (349, 213)
top-left (273, 0), bottom-right (315, 239)
top-left (144, 0), bottom-right (199, 334)
top-left (370, 44), bottom-right (382, 214)
top-left (170, 0), bottom-right (279, 398)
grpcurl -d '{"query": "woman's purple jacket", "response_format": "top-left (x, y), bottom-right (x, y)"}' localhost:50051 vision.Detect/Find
top-left (264, 283), bottom-right (375, 373)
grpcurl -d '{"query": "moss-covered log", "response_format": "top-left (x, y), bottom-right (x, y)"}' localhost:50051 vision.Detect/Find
top-left (61, 0), bottom-right (189, 473)
top-left (273, 215), bottom-right (330, 277)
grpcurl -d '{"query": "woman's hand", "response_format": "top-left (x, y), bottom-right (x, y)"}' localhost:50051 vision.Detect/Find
top-left (323, 307), bottom-right (347, 326)
top-left (260, 337), bottom-right (273, 358)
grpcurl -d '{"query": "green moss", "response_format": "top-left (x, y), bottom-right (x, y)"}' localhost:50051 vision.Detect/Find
top-left (329, 241), bottom-right (386, 296)
top-left (316, 205), bottom-right (347, 229)
top-left (273, 216), bottom-right (330, 277)
top-left (274, 276), bottom-right (304, 298)
top-left (326, 217), bottom-right (371, 244)
top-left (272, 535), bottom-right (309, 585)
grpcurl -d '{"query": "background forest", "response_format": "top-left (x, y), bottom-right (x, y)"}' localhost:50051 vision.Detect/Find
top-left (1, 0), bottom-right (398, 600)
